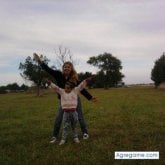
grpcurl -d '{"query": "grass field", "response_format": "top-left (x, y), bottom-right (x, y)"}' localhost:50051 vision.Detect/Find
top-left (0, 87), bottom-right (164, 165)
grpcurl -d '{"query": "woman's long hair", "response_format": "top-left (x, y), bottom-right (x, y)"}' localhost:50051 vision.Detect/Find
top-left (62, 61), bottom-right (78, 85)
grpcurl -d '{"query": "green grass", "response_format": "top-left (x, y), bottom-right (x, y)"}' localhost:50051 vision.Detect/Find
top-left (0, 87), bottom-right (164, 165)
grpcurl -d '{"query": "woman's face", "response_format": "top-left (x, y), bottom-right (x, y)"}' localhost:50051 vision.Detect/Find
top-left (63, 64), bottom-right (72, 76)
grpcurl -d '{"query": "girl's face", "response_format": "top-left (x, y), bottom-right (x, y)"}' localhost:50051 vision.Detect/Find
top-left (63, 64), bottom-right (72, 76)
top-left (64, 84), bottom-right (72, 93)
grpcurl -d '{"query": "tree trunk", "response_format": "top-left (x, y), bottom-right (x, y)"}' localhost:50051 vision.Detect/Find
top-left (36, 86), bottom-right (40, 96)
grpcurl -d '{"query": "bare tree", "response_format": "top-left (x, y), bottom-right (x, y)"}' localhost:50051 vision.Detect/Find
top-left (54, 45), bottom-right (77, 69)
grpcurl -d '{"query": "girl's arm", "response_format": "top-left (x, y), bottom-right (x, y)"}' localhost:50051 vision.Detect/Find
top-left (75, 77), bottom-right (92, 93)
top-left (75, 80), bottom-right (87, 93)
top-left (45, 79), bottom-right (62, 94)
top-left (49, 82), bottom-right (62, 94)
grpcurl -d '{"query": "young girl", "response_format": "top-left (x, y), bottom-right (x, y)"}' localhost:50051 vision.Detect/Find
top-left (46, 78), bottom-right (91, 145)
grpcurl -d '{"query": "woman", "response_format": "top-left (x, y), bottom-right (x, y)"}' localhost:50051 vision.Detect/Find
top-left (33, 53), bottom-right (96, 143)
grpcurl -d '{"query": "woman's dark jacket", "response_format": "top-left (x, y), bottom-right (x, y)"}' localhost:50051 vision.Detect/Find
top-left (41, 63), bottom-right (92, 100)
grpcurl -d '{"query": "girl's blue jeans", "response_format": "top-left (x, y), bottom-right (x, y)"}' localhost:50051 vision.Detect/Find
top-left (62, 111), bottom-right (78, 140)
top-left (52, 96), bottom-right (88, 137)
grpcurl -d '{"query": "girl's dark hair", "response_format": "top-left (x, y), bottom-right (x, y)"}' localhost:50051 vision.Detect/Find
top-left (66, 80), bottom-right (76, 89)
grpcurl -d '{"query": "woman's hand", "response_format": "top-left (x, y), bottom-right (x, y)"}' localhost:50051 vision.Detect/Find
top-left (91, 96), bottom-right (98, 103)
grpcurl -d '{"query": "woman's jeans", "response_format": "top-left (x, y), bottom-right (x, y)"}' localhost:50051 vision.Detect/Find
top-left (52, 96), bottom-right (88, 137)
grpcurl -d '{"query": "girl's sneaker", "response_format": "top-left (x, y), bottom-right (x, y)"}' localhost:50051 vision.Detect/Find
top-left (49, 137), bottom-right (57, 143)
top-left (83, 133), bottom-right (89, 140)
top-left (74, 138), bottom-right (80, 143)
top-left (59, 139), bottom-right (66, 145)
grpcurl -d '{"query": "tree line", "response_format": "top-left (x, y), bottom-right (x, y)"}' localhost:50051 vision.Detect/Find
top-left (0, 83), bottom-right (29, 94)
top-left (1, 47), bottom-right (164, 95)
top-left (18, 48), bottom-right (165, 96)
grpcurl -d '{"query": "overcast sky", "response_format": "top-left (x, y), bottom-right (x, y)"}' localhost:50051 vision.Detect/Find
top-left (0, 0), bottom-right (165, 86)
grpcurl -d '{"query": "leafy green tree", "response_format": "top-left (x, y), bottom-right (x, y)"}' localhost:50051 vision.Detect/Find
top-left (19, 55), bottom-right (53, 96)
top-left (87, 52), bottom-right (124, 88)
top-left (78, 72), bottom-right (93, 81)
top-left (0, 86), bottom-right (7, 93)
top-left (0, 83), bottom-right (29, 93)
top-left (20, 84), bottom-right (29, 91)
top-left (151, 53), bottom-right (165, 87)
top-left (6, 83), bottom-right (20, 91)
top-left (94, 71), bottom-right (106, 88)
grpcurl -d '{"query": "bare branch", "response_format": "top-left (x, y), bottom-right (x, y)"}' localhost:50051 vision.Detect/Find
top-left (54, 45), bottom-right (77, 68)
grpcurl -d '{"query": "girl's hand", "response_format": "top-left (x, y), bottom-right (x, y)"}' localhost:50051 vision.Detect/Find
top-left (85, 77), bottom-right (93, 83)
top-left (43, 78), bottom-right (51, 85)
